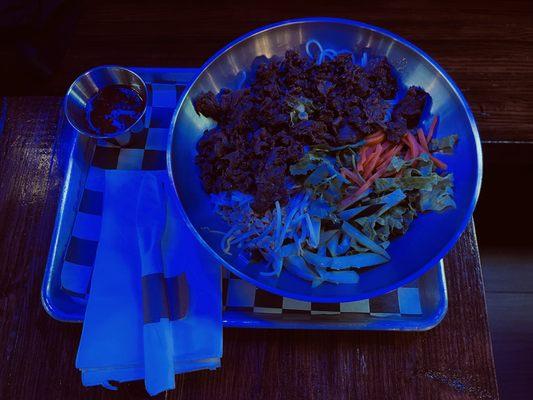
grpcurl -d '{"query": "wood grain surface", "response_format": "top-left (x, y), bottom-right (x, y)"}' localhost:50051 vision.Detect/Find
top-left (2, 0), bottom-right (531, 142)
top-left (0, 97), bottom-right (498, 399)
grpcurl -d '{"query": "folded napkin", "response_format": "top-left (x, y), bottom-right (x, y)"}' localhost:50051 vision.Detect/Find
top-left (76, 170), bottom-right (222, 395)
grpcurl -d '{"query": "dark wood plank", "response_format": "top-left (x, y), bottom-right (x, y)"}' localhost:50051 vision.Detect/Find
top-left (474, 143), bottom-right (533, 248)
top-left (2, 0), bottom-right (532, 142)
top-left (0, 97), bottom-right (498, 399)
top-left (485, 292), bottom-right (533, 400)
top-left (482, 248), bottom-right (533, 293)
top-left (481, 248), bottom-right (533, 400)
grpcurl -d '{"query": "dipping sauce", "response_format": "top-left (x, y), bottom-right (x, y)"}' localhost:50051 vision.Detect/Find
top-left (86, 85), bottom-right (144, 134)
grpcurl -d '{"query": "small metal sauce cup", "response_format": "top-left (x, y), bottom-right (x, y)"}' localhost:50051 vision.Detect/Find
top-left (64, 66), bottom-right (147, 145)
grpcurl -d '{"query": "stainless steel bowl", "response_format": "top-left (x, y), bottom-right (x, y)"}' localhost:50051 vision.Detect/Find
top-left (167, 18), bottom-right (482, 302)
top-left (65, 66), bottom-right (147, 140)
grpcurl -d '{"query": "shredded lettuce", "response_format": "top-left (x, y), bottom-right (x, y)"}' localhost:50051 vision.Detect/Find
top-left (419, 174), bottom-right (456, 212)
top-left (429, 134), bottom-right (458, 154)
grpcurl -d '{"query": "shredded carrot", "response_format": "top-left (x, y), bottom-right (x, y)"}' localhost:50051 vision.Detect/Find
top-left (361, 145), bottom-right (376, 169)
top-left (417, 128), bottom-right (429, 152)
top-left (353, 169), bottom-right (366, 186)
top-left (341, 118), bottom-right (447, 210)
top-left (380, 144), bottom-right (402, 164)
top-left (365, 131), bottom-right (385, 146)
top-left (364, 144), bottom-right (383, 179)
top-left (407, 133), bottom-right (420, 158)
top-left (339, 161), bottom-right (392, 210)
top-left (432, 156), bottom-right (447, 170)
top-left (427, 116), bottom-right (438, 142)
top-left (368, 130), bottom-right (384, 139)
top-left (341, 167), bottom-right (365, 186)
top-left (402, 137), bottom-right (414, 159)
top-left (412, 140), bottom-right (448, 170)
top-left (357, 146), bottom-right (368, 172)
top-left (340, 168), bottom-right (352, 182)
top-left (376, 144), bottom-right (402, 170)
top-left (428, 154), bottom-right (447, 170)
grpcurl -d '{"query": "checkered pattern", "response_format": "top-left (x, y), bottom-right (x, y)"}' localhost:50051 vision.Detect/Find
top-left (60, 83), bottom-right (182, 297)
top-left (222, 271), bottom-right (422, 317)
top-left (59, 78), bottom-right (423, 318)
top-left (60, 167), bottom-right (105, 297)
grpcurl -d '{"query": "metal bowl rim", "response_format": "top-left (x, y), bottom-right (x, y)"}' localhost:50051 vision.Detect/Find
top-left (167, 17), bottom-right (483, 303)
top-left (64, 65), bottom-right (148, 139)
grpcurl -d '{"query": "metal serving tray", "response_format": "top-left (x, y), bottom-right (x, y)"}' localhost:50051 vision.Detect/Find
top-left (41, 67), bottom-right (448, 330)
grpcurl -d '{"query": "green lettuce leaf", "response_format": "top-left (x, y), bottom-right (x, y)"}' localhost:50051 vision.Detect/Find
top-left (289, 152), bottom-right (322, 175)
top-left (429, 134), bottom-right (458, 154)
top-left (419, 173), bottom-right (456, 212)
top-left (386, 153), bottom-right (433, 174)
top-left (376, 175), bottom-right (444, 192)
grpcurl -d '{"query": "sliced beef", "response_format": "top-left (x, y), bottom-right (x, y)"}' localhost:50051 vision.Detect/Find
top-left (365, 57), bottom-right (398, 99)
top-left (392, 86), bottom-right (428, 127)
top-left (253, 164), bottom-right (288, 214)
top-left (386, 86), bottom-right (429, 142)
top-left (193, 92), bottom-right (221, 120)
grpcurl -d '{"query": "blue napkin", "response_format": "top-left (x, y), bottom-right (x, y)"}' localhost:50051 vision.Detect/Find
top-left (76, 170), bottom-right (222, 395)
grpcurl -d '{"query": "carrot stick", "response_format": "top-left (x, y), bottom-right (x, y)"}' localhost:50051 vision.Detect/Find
top-left (341, 167), bottom-right (365, 186)
top-left (376, 144), bottom-right (402, 170)
top-left (340, 168), bottom-right (353, 183)
top-left (339, 164), bottom-right (389, 210)
top-left (362, 146), bottom-right (376, 169)
top-left (380, 144), bottom-right (402, 163)
top-left (403, 133), bottom-right (420, 159)
top-left (353, 169), bottom-right (367, 186)
top-left (429, 154), bottom-right (447, 170)
top-left (357, 146), bottom-right (368, 172)
top-left (417, 128), bottom-right (429, 152)
top-left (407, 133), bottom-right (419, 158)
top-left (364, 144), bottom-right (383, 179)
top-left (365, 131), bottom-right (385, 146)
top-left (412, 139), bottom-right (448, 170)
top-left (427, 116), bottom-right (438, 142)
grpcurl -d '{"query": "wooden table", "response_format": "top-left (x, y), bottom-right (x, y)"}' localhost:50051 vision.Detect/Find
top-left (3, 1), bottom-right (524, 398)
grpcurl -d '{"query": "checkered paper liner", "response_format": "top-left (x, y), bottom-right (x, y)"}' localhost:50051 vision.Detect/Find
top-left (60, 81), bottom-right (423, 318)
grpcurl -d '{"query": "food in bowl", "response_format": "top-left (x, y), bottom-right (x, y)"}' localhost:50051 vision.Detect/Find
top-left (87, 84), bottom-right (144, 134)
top-left (192, 40), bottom-right (457, 286)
